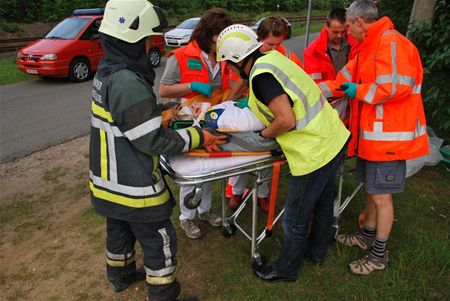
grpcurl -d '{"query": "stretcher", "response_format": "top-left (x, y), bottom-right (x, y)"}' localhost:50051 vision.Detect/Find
top-left (160, 151), bottom-right (363, 266)
top-left (160, 151), bottom-right (287, 266)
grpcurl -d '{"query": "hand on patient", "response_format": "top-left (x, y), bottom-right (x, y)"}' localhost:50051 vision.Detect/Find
top-left (201, 129), bottom-right (229, 152)
top-left (190, 82), bottom-right (212, 97)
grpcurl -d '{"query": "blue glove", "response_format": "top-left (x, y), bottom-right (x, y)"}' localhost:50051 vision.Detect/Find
top-left (341, 82), bottom-right (357, 98)
top-left (190, 82), bottom-right (212, 97)
top-left (234, 97), bottom-right (249, 109)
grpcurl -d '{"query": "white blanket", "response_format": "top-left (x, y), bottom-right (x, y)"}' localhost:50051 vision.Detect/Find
top-left (169, 153), bottom-right (271, 177)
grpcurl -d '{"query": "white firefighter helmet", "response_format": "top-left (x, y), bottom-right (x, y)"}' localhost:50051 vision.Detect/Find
top-left (99, 0), bottom-right (167, 43)
top-left (216, 24), bottom-right (262, 63)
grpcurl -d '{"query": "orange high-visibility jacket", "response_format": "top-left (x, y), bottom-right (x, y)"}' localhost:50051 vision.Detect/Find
top-left (319, 17), bottom-right (428, 161)
top-left (169, 40), bottom-right (237, 99)
top-left (303, 26), bottom-right (360, 83)
top-left (275, 44), bottom-right (303, 67)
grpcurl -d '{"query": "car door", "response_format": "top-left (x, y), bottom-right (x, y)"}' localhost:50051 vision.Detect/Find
top-left (79, 18), bottom-right (104, 70)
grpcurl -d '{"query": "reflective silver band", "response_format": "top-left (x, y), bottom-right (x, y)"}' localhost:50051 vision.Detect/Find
top-left (295, 94), bottom-right (326, 130)
top-left (90, 171), bottom-right (165, 196)
top-left (341, 66), bottom-right (352, 81)
top-left (175, 128), bottom-right (190, 152)
top-left (158, 228), bottom-right (173, 268)
top-left (373, 121), bottom-right (383, 132)
top-left (363, 84), bottom-right (378, 104)
top-left (376, 104), bottom-right (384, 119)
top-left (254, 102), bottom-right (274, 123)
top-left (124, 116), bottom-right (162, 141)
top-left (91, 116), bottom-right (123, 137)
top-left (251, 63), bottom-right (308, 106)
top-left (310, 73), bottom-right (322, 80)
top-left (412, 84), bottom-right (421, 94)
top-left (376, 74), bottom-right (415, 87)
top-left (107, 132), bottom-right (118, 183)
top-left (251, 62), bottom-right (325, 129)
top-left (363, 40), bottom-right (419, 104)
top-left (145, 265), bottom-right (175, 277)
top-left (106, 249), bottom-right (135, 260)
top-left (319, 82), bottom-right (334, 98)
top-left (361, 124), bottom-right (427, 141)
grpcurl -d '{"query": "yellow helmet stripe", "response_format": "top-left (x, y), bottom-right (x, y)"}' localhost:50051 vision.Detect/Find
top-left (217, 32), bottom-right (250, 53)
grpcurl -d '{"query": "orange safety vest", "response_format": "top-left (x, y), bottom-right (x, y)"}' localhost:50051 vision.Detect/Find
top-left (303, 26), bottom-right (360, 83)
top-left (169, 40), bottom-right (237, 99)
top-left (275, 44), bottom-right (303, 67)
top-left (319, 17), bottom-right (428, 161)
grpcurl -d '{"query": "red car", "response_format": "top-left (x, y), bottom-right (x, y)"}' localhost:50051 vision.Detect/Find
top-left (16, 8), bottom-right (165, 82)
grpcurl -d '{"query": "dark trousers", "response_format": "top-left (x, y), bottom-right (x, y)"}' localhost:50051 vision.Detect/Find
top-left (273, 147), bottom-right (345, 278)
top-left (106, 218), bottom-right (180, 301)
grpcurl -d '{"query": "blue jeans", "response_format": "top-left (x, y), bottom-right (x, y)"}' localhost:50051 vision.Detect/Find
top-left (273, 147), bottom-right (345, 278)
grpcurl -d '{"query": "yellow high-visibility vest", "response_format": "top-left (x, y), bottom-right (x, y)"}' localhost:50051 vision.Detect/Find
top-left (248, 51), bottom-right (349, 175)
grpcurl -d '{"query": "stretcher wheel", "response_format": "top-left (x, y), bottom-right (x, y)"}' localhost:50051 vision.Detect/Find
top-left (222, 223), bottom-right (236, 238)
top-left (183, 187), bottom-right (203, 210)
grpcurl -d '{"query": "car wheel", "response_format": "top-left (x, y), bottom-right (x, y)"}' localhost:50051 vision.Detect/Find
top-left (69, 57), bottom-right (91, 82)
top-left (287, 27), bottom-right (292, 39)
top-left (148, 48), bottom-right (161, 68)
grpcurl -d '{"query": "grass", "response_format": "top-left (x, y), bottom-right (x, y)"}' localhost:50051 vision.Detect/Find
top-left (0, 57), bottom-right (34, 85)
top-left (1, 151), bottom-right (448, 299)
top-left (291, 20), bottom-right (324, 38)
top-left (169, 161), bottom-right (449, 300)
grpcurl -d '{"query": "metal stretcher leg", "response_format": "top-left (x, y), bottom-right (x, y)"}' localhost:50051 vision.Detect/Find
top-left (332, 158), bottom-right (363, 238)
top-left (250, 171), bottom-right (262, 267)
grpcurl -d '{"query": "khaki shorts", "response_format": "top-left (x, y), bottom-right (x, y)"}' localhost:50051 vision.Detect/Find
top-left (356, 158), bottom-right (406, 194)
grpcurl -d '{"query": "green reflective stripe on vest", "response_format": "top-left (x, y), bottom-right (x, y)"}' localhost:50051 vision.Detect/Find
top-left (248, 51), bottom-right (350, 175)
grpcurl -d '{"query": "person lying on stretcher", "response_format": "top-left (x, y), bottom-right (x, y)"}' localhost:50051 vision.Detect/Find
top-left (165, 97), bottom-right (280, 153)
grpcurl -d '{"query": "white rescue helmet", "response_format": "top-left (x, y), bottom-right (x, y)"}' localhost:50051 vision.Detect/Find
top-left (99, 0), bottom-right (167, 43)
top-left (216, 24), bottom-right (263, 63)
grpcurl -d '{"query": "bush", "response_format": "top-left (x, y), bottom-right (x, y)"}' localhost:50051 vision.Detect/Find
top-left (0, 21), bottom-right (23, 33)
top-left (409, 0), bottom-right (450, 139)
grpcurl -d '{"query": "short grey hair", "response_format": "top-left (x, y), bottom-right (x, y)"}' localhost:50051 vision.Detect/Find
top-left (346, 0), bottom-right (378, 23)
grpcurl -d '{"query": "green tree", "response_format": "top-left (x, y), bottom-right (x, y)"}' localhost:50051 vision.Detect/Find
top-left (409, 0), bottom-right (450, 137)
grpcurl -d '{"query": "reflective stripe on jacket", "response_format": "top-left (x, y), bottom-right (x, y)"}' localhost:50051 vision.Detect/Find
top-left (275, 45), bottom-right (303, 67)
top-left (303, 26), bottom-right (360, 83)
top-left (90, 70), bottom-right (203, 222)
top-left (319, 17), bottom-right (428, 161)
top-left (169, 40), bottom-right (237, 99)
top-left (248, 51), bottom-right (350, 176)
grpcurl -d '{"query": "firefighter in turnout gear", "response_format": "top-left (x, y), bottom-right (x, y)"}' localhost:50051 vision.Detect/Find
top-left (89, 0), bottom-right (226, 299)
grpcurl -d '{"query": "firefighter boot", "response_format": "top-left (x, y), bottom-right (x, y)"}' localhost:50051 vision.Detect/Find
top-left (110, 266), bottom-right (146, 293)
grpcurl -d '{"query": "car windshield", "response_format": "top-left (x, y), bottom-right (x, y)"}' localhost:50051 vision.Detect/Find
top-left (45, 18), bottom-right (90, 40)
top-left (176, 19), bottom-right (198, 30)
top-left (255, 18), bottom-right (264, 26)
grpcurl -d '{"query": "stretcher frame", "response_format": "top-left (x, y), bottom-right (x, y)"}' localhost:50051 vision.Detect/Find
top-left (159, 154), bottom-right (287, 266)
top-left (160, 154), bottom-right (363, 266)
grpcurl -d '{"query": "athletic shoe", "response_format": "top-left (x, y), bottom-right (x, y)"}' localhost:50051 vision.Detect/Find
top-left (180, 219), bottom-right (201, 239)
top-left (349, 251), bottom-right (389, 275)
top-left (198, 211), bottom-right (222, 227)
top-left (336, 231), bottom-right (375, 250)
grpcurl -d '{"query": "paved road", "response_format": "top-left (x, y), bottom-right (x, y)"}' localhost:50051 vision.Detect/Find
top-left (0, 32), bottom-right (319, 163)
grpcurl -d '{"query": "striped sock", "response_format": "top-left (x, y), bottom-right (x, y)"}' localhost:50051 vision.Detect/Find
top-left (371, 237), bottom-right (388, 257)
top-left (362, 226), bottom-right (376, 237)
